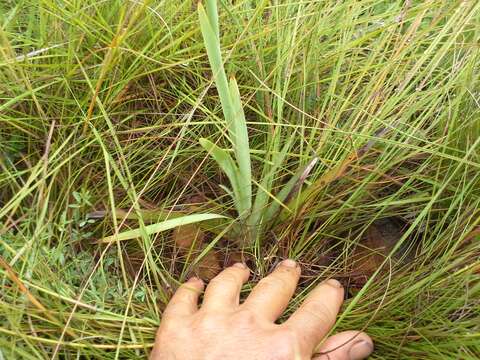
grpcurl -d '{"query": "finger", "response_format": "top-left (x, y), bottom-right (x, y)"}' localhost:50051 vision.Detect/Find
top-left (202, 263), bottom-right (250, 310)
top-left (241, 259), bottom-right (300, 322)
top-left (312, 331), bottom-right (373, 360)
top-left (163, 277), bottom-right (204, 320)
top-left (284, 279), bottom-right (344, 352)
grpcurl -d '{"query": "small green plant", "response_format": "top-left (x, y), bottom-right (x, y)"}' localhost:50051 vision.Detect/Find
top-left (198, 0), bottom-right (315, 246)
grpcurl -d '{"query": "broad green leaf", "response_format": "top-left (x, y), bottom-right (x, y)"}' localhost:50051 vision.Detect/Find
top-left (199, 138), bottom-right (249, 216)
top-left (199, 138), bottom-right (239, 188)
top-left (219, 184), bottom-right (234, 200)
top-left (229, 76), bottom-right (252, 209)
top-left (89, 208), bottom-right (229, 235)
top-left (100, 213), bottom-right (227, 243)
top-left (198, 3), bottom-right (234, 134)
top-left (204, 0), bottom-right (219, 41)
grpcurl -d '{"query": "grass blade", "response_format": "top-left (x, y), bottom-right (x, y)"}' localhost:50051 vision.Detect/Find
top-left (264, 157), bottom-right (318, 224)
top-left (100, 213), bottom-right (227, 243)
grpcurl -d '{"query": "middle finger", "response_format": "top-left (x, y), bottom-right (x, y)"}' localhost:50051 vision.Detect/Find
top-left (241, 259), bottom-right (300, 322)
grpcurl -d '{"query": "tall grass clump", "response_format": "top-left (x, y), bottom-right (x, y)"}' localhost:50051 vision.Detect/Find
top-left (1, 0), bottom-right (479, 359)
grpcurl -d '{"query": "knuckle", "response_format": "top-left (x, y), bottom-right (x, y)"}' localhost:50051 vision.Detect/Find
top-left (270, 328), bottom-right (298, 359)
top-left (207, 277), bottom-right (224, 288)
top-left (163, 299), bottom-right (190, 317)
top-left (179, 282), bottom-right (201, 293)
top-left (211, 270), bottom-right (240, 287)
top-left (172, 297), bottom-right (192, 308)
top-left (255, 276), bottom-right (294, 298)
top-left (277, 327), bottom-right (299, 344)
top-left (194, 311), bottom-right (222, 332)
top-left (232, 308), bottom-right (257, 327)
top-left (273, 349), bottom-right (295, 360)
top-left (156, 319), bottom-right (184, 340)
top-left (304, 301), bottom-right (336, 323)
top-left (259, 275), bottom-right (288, 290)
top-left (277, 327), bottom-right (315, 359)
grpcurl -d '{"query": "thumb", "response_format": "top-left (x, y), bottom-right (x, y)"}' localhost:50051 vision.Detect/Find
top-left (312, 331), bottom-right (373, 360)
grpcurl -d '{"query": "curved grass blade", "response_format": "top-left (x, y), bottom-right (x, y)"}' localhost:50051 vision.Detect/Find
top-left (100, 213), bottom-right (228, 243)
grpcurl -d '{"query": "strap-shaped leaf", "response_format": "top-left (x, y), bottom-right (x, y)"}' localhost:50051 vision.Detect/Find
top-left (198, 1), bottom-right (252, 219)
top-left (198, 3), bottom-right (234, 135)
top-left (199, 138), bottom-right (250, 216)
top-left (100, 213), bottom-right (227, 243)
top-left (229, 76), bottom-right (252, 209)
top-left (204, 0), bottom-right (219, 41)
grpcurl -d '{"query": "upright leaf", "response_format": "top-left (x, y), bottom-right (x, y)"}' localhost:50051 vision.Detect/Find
top-left (248, 134), bottom-right (294, 235)
top-left (199, 138), bottom-right (250, 216)
top-left (204, 0), bottom-right (219, 41)
top-left (198, 1), bottom-right (252, 218)
top-left (198, 3), bottom-right (234, 135)
top-left (229, 76), bottom-right (252, 209)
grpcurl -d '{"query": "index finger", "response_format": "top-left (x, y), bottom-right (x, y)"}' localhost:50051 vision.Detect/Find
top-left (241, 259), bottom-right (300, 322)
top-left (283, 279), bottom-right (344, 352)
top-left (163, 277), bottom-right (204, 320)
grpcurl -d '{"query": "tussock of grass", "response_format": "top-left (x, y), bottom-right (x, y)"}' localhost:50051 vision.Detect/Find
top-left (1, 0), bottom-right (479, 358)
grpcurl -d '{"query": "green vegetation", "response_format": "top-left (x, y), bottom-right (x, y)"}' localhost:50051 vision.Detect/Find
top-left (1, 0), bottom-right (479, 358)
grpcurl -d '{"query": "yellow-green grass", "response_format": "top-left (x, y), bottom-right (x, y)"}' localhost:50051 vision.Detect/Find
top-left (1, 0), bottom-right (479, 358)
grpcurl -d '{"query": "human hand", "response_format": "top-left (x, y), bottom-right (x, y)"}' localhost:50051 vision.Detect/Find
top-left (150, 259), bottom-right (373, 360)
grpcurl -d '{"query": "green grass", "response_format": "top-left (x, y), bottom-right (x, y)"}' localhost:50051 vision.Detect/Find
top-left (1, 0), bottom-right (479, 358)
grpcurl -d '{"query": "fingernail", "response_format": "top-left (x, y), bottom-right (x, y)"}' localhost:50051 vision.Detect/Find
top-left (349, 340), bottom-right (373, 360)
top-left (280, 259), bottom-right (297, 268)
top-left (232, 262), bottom-right (247, 269)
top-left (326, 279), bottom-right (343, 288)
top-left (187, 276), bottom-right (201, 283)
